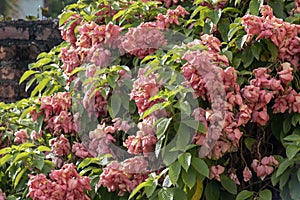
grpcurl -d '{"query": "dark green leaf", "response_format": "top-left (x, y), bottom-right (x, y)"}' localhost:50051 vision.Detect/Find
top-left (220, 174), bottom-right (237, 195)
top-left (236, 190), bottom-right (254, 200)
top-left (182, 169), bottom-right (196, 189)
top-left (158, 188), bottom-right (174, 200)
top-left (191, 157), bottom-right (209, 178)
top-left (283, 118), bottom-right (292, 134)
top-left (169, 161), bottom-right (181, 185)
top-left (108, 93), bottom-right (121, 118)
top-left (286, 145), bottom-right (300, 160)
top-left (249, 0), bottom-right (263, 16)
top-left (33, 156), bottom-right (44, 170)
top-left (205, 181), bottom-right (220, 200)
top-left (258, 189), bottom-right (272, 200)
top-left (276, 159), bottom-right (293, 177)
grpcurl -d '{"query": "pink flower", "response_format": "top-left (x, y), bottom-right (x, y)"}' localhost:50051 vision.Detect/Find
top-left (98, 157), bottom-right (149, 196)
top-left (278, 62), bottom-right (294, 84)
top-left (209, 165), bottom-right (224, 181)
top-left (50, 135), bottom-right (71, 157)
top-left (241, 85), bottom-right (260, 104)
top-left (0, 189), bottom-right (6, 200)
top-left (14, 130), bottom-right (29, 144)
top-left (251, 108), bottom-right (269, 126)
top-left (243, 166), bottom-right (252, 182)
top-left (72, 142), bottom-right (92, 159)
top-left (251, 156), bottom-right (278, 180)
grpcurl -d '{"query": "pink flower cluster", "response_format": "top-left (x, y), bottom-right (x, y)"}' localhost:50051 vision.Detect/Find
top-left (82, 88), bottom-right (108, 118)
top-left (50, 134), bottom-right (71, 157)
top-left (242, 5), bottom-right (300, 69)
top-left (121, 22), bottom-right (167, 59)
top-left (98, 156), bottom-right (149, 196)
top-left (14, 129), bottom-right (29, 144)
top-left (124, 116), bottom-right (157, 156)
top-left (186, 51), bottom-right (299, 159)
top-left (156, 6), bottom-right (189, 28)
top-left (31, 92), bottom-right (76, 136)
top-left (28, 163), bottom-right (91, 200)
top-left (130, 68), bottom-right (164, 115)
top-left (60, 14), bottom-right (82, 47)
top-left (87, 123), bottom-right (116, 157)
top-left (251, 156), bottom-right (279, 180)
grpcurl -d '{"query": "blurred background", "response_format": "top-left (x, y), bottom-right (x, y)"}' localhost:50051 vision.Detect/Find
top-left (0, 0), bottom-right (77, 20)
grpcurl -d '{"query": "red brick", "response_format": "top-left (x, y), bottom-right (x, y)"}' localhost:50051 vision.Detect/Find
top-left (0, 26), bottom-right (29, 40)
top-left (0, 83), bottom-right (16, 99)
top-left (0, 66), bottom-right (15, 80)
top-left (0, 45), bottom-right (16, 60)
top-left (35, 28), bottom-right (52, 40)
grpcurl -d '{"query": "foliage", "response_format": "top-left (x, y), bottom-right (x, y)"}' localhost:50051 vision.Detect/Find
top-left (0, 0), bottom-right (300, 199)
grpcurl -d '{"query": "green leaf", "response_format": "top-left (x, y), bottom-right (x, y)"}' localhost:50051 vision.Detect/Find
top-left (258, 189), bottom-right (272, 200)
top-left (292, 114), bottom-right (300, 126)
top-left (141, 102), bottom-right (169, 119)
top-left (297, 168), bottom-right (300, 182)
top-left (145, 180), bottom-right (158, 198)
top-left (33, 156), bottom-right (44, 170)
top-left (182, 119), bottom-right (206, 133)
top-left (31, 77), bottom-right (52, 97)
top-left (182, 169), bottom-right (196, 189)
top-left (236, 190), bottom-right (254, 200)
top-left (20, 106), bottom-right (35, 119)
top-left (251, 42), bottom-right (262, 60)
top-left (268, 0), bottom-right (285, 19)
top-left (249, 0), bottom-right (263, 16)
top-left (19, 70), bottom-right (37, 84)
top-left (286, 145), bottom-right (300, 160)
top-left (205, 181), bottom-right (220, 200)
top-left (241, 47), bottom-right (254, 68)
top-left (279, 169), bottom-right (290, 190)
top-left (289, 173), bottom-right (300, 200)
top-left (191, 157), bottom-right (209, 177)
top-left (0, 147), bottom-right (12, 155)
top-left (108, 93), bottom-right (121, 118)
top-left (283, 118), bottom-right (292, 134)
top-left (169, 161), bottom-right (181, 185)
top-left (173, 188), bottom-right (187, 200)
top-left (37, 146), bottom-right (51, 152)
top-left (176, 124), bottom-right (191, 151)
top-left (265, 40), bottom-right (278, 62)
top-left (178, 153), bottom-right (192, 172)
top-left (0, 154), bottom-right (13, 166)
top-left (220, 174), bottom-right (237, 195)
top-left (129, 181), bottom-right (152, 199)
top-left (244, 138), bottom-right (256, 151)
top-left (13, 167), bottom-right (27, 188)
top-left (59, 11), bottom-right (76, 26)
top-left (113, 10), bottom-right (125, 21)
top-left (70, 67), bottom-right (86, 76)
top-left (276, 159), bottom-right (293, 177)
top-left (156, 118), bottom-right (172, 139)
top-left (158, 188), bottom-right (174, 200)
top-left (13, 152), bottom-right (30, 164)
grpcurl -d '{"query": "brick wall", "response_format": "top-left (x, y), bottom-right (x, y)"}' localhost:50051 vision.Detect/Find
top-left (0, 20), bottom-right (62, 102)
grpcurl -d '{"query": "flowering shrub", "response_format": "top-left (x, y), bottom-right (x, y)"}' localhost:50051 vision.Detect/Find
top-left (0, 0), bottom-right (300, 199)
